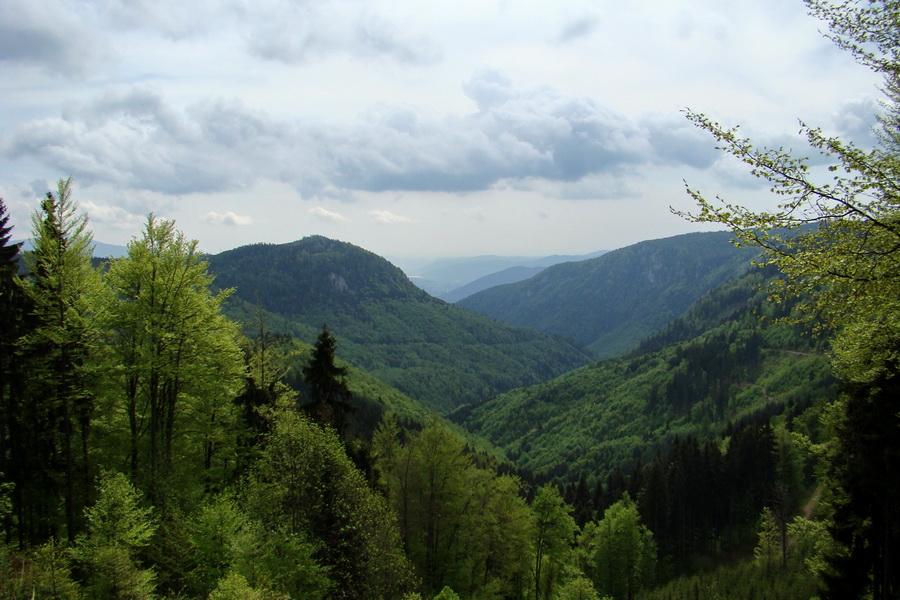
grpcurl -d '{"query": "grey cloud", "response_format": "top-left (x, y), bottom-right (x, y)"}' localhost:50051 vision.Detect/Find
top-left (832, 96), bottom-right (880, 147)
top-left (5, 74), bottom-right (721, 198)
top-left (0, 0), bottom-right (105, 75)
top-left (242, 0), bottom-right (440, 66)
top-left (641, 115), bottom-right (719, 169)
top-left (557, 16), bottom-right (599, 44)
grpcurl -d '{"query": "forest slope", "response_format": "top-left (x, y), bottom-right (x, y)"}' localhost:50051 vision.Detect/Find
top-left (451, 267), bottom-right (835, 483)
top-left (207, 236), bottom-right (591, 412)
top-left (458, 231), bottom-right (760, 358)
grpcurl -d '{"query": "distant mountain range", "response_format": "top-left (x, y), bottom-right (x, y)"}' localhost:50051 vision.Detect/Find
top-left (457, 231), bottom-right (761, 358)
top-left (15, 238), bottom-right (128, 258)
top-left (403, 251), bottom-right (607, 300)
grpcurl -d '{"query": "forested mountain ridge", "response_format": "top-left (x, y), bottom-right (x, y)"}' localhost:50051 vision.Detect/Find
top-left (458, 231), bottom-right (761, 358)
top-left (207, 235), bottom-right (592, 412)
top-left (451, 266), bottom-right (835, 484)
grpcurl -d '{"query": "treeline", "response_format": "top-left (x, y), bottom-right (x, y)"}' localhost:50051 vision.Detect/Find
top-left (0, 183), bottom-right (671, 600)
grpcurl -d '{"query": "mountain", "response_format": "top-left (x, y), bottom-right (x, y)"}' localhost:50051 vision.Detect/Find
top-left (450, 266), bottom-right (835, 484)
top-left (457, 231), bottom-right (760, 358)
top-left (403, 251), bottom-right (607, 299)
top-left (442, 265), bottom-right (546, 303)
top-left (206, 236), bottom-right (591, 412)
top-left (15, 238), bottom-right (128, 258)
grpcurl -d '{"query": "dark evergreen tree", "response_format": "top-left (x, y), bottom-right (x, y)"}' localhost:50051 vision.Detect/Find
top-left (18, 179), bottom-right (104, 542)
top-left (302, 325), bottom-right (353, 436)
top-left (0, 198), bottom-right (35, 545)
top-left (822, 374), bottom-right (900, 600)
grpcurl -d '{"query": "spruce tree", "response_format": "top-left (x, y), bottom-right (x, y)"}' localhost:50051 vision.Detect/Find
top-left (18, 179), bottom-right (105, 542)
top-left (302, 325), bottom-right (353, 436)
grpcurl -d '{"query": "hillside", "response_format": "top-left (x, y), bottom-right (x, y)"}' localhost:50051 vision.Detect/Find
top-left (442, 265), bottom-right (546, 303)
top-left (458, 231), bottom-right (760, 358)
top-left (404, 251), bottom-right (606, 299)
top-left (207, 236), bottom-right (592, 412)
top-left (451, 266), bottom-right (835, 483)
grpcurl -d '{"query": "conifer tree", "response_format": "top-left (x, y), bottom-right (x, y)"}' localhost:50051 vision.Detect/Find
top-left (302, 325), bottom-right (353, 436)
top-left (18, 178), bottom-right (105, 542)
top-left (0, 198), bottom-right (34, 544)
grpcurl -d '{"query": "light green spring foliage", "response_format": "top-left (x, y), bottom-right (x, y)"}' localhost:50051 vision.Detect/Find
top-left (531, 484), bottom-right (577, 600)
top-left (103, 214), bottom-right (245, 498)
top-left (554, 576), bottom-right (603, 600)
top-left (373, 415), bottom-right (534, 600)
top-left (0, 539), bottom-right (83, 600)
top-left (677, 2), bottom-right (900, 386)
top-left (75, 471), bottom-right (156, 600)
top-left (579, 493), bottom-right (656, 600)
top-left (208, 571), bottom-right (268, 600)
top-left (246, 403), bottom-right (414, 600)
top-left (433, 586), bottom-right (462, 600)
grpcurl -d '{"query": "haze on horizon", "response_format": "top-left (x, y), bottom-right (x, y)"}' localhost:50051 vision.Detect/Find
top-left (0, 0), bottom-right (883, 260)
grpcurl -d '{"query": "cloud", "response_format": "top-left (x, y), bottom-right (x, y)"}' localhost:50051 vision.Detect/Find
top-left (242, 0), bottom-right (440, 66)
top-left (369, 210), bottom-right (411, 224)
top-left (0, 0), bottom-right (107, 75)
top-left (309, 206), bottom-right (348, 222)
top-left (832, 95), bottom-right (880, 147)
top-left (82, 201), bottom-right (144, 229)
top-left (557, 16), bottom-right (599, 44)
top-left (203, 211), bottom-right (253, 226)
top-left (4, 72), bottom-right (728, 200)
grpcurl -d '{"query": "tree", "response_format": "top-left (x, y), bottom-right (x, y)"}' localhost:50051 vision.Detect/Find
top-left (245, 404), bottom-right (415, 599)
top-left (18, 178), bottom-right (106, 542)
top-left (678, 2), bottom-right (900, 597)
top-left (531, 484), bottom-right (576, 600)
top-left (75, 471), bottom-right (156, 599)
top-left (104, 215), bottom-right (244, 499)
top-left (580, 493), bottom-right (656, 600)
top-left (302, 325), bottom-right (353, 436)
top-left (0, 197), bottom-right (35, 545)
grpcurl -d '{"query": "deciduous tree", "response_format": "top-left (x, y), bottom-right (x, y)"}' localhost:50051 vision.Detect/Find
top-left (677, 2), bottom-right (900, 596)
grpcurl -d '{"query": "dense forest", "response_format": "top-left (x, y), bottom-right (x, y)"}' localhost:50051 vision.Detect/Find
top-left (457, 231), bottom-right (759, 358)
top-left (2, 2), bottom-right (900, 600)
top-left (206, 238), bottom-right (591, 413)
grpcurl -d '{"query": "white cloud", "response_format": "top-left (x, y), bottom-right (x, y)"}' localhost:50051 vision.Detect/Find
top-left (309, 206), bottom-right (348, 222)
top-left (203, 211), bottom-right (253, 226)
top-left (81, 201), bottom-right (143, 230)
top-left (369, 209), bottom-right (411, 224)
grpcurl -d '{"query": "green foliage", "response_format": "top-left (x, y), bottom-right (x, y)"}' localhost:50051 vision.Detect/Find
top-left (16, 178), bottom-right (109, 541)
top-left (302, 325), bottom-right (353, 435)
top-left (432, 586), bottom-right (461, 600)
top-left (554, 576), bottom-right (603, 600)
top-left (580, 493), bottom-right (656, 600)
top-left (103, 215), bottom-right (245, 500)
top-left (374, 416), bottom-right (533, 599)
top-left (246, 405), bottom-right (414, 600)
top-left (458, 231), bottom-right (758, 358)
top-left (75, 471), bottom-right (156, 600)
top-left (531, 484), bottom-right (576, 600)
top-left (454, 266), bottom-right (834, 484)
top-left (208, 236), bottom-right (590, 412)
top-left (208, 571), bottom-right (268, 600)
top-left (677, 2), bottom-right (900, 597)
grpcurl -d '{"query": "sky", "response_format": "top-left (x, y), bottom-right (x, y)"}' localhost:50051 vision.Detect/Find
top-left (0, 0), bottom-right (885, 262)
